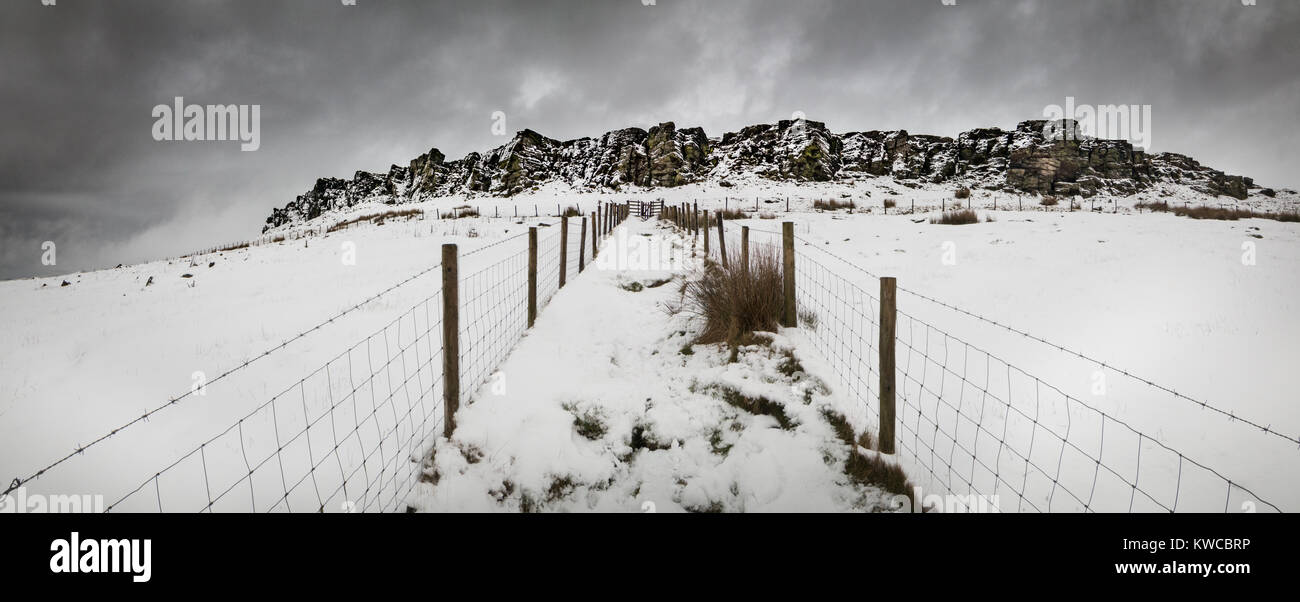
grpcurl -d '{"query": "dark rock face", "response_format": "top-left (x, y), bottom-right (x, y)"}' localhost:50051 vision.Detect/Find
top-left (263, 117), bottom-right (1262, 230)
top-left (713, 119), bottom-right (842, 182)
top-left (646, 122), bottom-right (710, 187)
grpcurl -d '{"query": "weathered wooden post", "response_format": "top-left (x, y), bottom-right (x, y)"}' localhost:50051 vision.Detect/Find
top-left (879, 276), bottom-right (897, 454)
top-left (528, 227), bottom-right (538, 328)
top-left (559, 216), bottom-right (569, 288)
top-left (591, 212), bottom-right (598, 259)
top-left (782, 222), bottom-right (795, 328)
top-left (579, 216), bottom-right (587, 272)
top-left (716, 212), bottom-right (729, 268)
top-left (741, 226), bottom-right (750, 276)
top-left (703, 210), bottom-right (710, 258)
top-left (441, 244), bottom-right (460, 437)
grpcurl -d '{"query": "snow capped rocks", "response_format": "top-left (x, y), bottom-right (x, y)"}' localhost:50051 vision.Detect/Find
top-left (263, 116), bottom-right (1268, 230)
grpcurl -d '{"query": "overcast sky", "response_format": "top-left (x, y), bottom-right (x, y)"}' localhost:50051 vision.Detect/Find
top-left (1, 0), bottom-right (1296, 280)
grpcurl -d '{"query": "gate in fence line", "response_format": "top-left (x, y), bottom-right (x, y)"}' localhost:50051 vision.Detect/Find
top-left (629, 200), bottom-right (664, 220)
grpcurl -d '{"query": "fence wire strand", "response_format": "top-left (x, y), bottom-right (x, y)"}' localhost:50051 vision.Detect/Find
top-left (9, 212), bottom-right (628, 512)
top-left (714, 219), bottom-right (1282, 513)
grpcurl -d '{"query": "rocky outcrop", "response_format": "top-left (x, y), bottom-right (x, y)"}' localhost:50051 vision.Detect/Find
top-left (264, 117), bottom-right (1265, 230)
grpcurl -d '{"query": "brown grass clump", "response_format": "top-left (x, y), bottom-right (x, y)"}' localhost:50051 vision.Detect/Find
top-left (929, 209), bottom-right (981, 225)
top-left (683, 247), bottom-right (784, 345)
top-left (813, 199), bottom-right (855, 211)
top-left (820, 409), bottom-right (914, 504)
top-left (1039, 195), bottom-right (1059, 207)
top-left (328, 208), bottom-right (423, 233)
top-left (713, 207), bottom-right (749, 220)
top-left (954, 186), bottom-right (971, 199)
top-left (1174, 206), bottom-right (1258, 220)
top-left (447, 205), bottom-right (479, 219)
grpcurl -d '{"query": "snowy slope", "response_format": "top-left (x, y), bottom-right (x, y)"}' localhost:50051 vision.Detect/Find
top-left (3, 190), bottom-right (1298, 512)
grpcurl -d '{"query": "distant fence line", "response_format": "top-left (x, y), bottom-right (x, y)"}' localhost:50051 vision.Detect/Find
top-left (170, 191), bottom-right (1260, 262)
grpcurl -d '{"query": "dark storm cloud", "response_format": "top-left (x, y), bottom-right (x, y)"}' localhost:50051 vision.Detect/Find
top-left (1, 0), bottom-right (1296, 280)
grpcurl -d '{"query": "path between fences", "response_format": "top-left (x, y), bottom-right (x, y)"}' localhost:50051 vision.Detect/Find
top-left (413, 217), bottom-right (905, 512)
top-left (6, 201), bottom-right (1291, 513)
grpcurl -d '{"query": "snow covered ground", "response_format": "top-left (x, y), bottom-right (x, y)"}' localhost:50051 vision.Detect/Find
top-left (0, 213), bottom-right (573, 511)
top-left (3, 184), bottom-right (1298, 513)
top-left (410, 219), bottom-right (900, 512)
top-left (720, 208), bottom-right (1300, 512)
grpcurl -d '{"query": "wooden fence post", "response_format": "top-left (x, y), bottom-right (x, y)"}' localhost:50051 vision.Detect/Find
top-left (716, 212), bottom-right (729, 268)
top-left (782, 222), bottom-right (795, 328)
top-left (741, 226), bottom-right (750, 276)
top-left (879, 276), bottom-right (897, 454)
top-left (703, 210), bottom-right (710, 258)
top-left (579, 216), bottom-right (587, 272)
top-left (591, 212), bottom-right (598, 259)
top-left (528, 227), bottom-right (538, 328)
top-left (441, 244), bottom-right (460, 438)
top-left (559, 216), bottom-right (569, 288)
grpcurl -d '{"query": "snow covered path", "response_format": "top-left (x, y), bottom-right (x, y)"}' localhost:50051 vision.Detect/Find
top-left (410, 218), bottom-right (900, 512)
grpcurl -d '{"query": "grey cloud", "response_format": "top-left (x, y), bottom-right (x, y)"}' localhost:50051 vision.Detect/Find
top-left (1, 0), bottom-right (1296, 280)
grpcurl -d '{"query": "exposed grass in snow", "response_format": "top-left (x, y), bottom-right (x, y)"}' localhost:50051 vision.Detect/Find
top-left (683, 247), bottom-right (784, 344)
top-left (820, 408), bottom-right (914, 505)
top-left (813, 199), bottom-right (856, 211)
top-left (411, 219), bottom-right (909, 512)
top-left (1135, 200), bottom-right (1170, 212)
top-left (1138, 200), bottom-right (1300, 222)
top-left (563, 402), bottom-right (608, 440)
top-left (713, 208), bottom-right (750, 220)
top-left (706, 384), bottom-right (798, 431)
top-left (327, 207), bottom-right (424, 233)
top-left (929, 209), bottom-right (983, 225)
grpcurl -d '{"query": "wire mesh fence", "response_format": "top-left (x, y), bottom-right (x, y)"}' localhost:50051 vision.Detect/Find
top-left (6, 209), bottom-right (625, 513)
top-left (693, 216), bottom-right (1285, 513)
